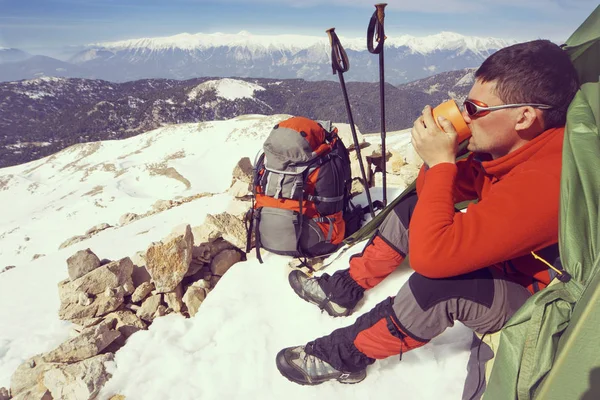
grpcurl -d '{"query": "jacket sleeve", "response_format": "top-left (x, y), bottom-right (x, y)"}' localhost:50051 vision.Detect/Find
top-left (409, 163), bottom-right (559, 278)
top-left (416, 154), bottom-right (481, 203)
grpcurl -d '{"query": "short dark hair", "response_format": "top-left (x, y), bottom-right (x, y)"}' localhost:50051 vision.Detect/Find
top-left (475, 39), bottom-right (579, 129)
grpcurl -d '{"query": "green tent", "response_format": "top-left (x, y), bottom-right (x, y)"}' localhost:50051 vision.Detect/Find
top-left (483, 6), bottom-right (600, 400)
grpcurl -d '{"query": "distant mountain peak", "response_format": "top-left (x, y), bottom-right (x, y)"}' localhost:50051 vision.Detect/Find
top-left (90, 30), bottom-right (514, 55)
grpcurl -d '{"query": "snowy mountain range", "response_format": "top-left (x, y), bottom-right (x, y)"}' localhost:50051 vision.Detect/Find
top-left (0, 114), bottom-right (473, 399)
top-left (0, 31), bottom-right (512, 83)
top-left (0, 72), bottom-right (475, 168)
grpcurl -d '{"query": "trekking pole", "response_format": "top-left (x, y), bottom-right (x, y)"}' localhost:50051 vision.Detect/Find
top-left (326, 27), bottom-right (375, 218)
top-left (367, 3), bottom-right (388, 206)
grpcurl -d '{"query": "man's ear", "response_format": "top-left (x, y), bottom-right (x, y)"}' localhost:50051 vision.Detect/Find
top-left (515, 106), bottom-right (542, 132)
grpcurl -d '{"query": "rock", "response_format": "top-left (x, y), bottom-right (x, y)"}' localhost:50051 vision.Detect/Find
top-left (335, 123), bottom-right (367, 151)
top-left (210, 249), bottom-right (242, 276)
top-left (103, 311), bottom-right (146, 339)
top-left (118, 213), bottom-right (139, 226)
top-left (1, 265), bottom-right (16, 274)
top-left (136, 294), bottom-right (162, 322)
top-left (67, 249), bottom-right (102, 281)
top-left (192, 279), bottom-right (211, 290)
top-left (70, 317), bottom-right (102, 332)
top-left (151, 199), bottom-right (174, 213)
top-left (124, 304), bottom-right (140, 312)
top-left (399, 164), bottom-right (422, 185)
top-left (399, 143), bottom-right (424, 167)
top-left (164, 285), bottom-right (184, 313)
top-left (11, 386), bottom-right (52, 400)
top-left (208, 238), bottom-right (238, 259)
top-left (154, 305), bottom-right (167, 318)
top-left (226, 200), bottom-right (252, 222)
top-left (192, 244), bottom-right (211, 263)
top-left (350, 178), bottom-right (366, 196)
top-left (85, 223), bottom-right (112, 236)
top-left (373, 173), bottom-right (408, 189)
top-left (0, 387), bottom-right (9, 400)
top-left (32, 254), bottom-right (45, 260)
top-left (182, 286), bottom-right (206, 317)
top-left (78, 292), bottom-right (93, 307)
top-left (192, 224), bottom-right (222, 245)
top-left (59, 234), bottom-right (91, 250)
top-left (131, 266), bottom-right (151, 288)
top-left (145, 224), bottom-right (193, 293)
top-left (349, 149), bottom-right (375, 189)
top-left (43, 320), bottom-right (121, 363)
top-left (194, 212), bottom-right (247, 250)
top-left (185, 259), bottom-right (205, 277)
top-left (228, 179), bottom-right (251, 198)
top-left (10, 355), bottom-right (57, 397)
top-left (203, 271), bottom-right (213, 282)
top-left (58, 258), bottom-right (134, 321)
top-left (232, 157), bottom-right (253, 183)
top-left (110, 395), bottom-right (126, 400)
top-left (43, 353), bottom-right (113, 400)
top-left (210, 275), bottom-right (221, 288)
top-left (131, 281), bottom-right (155, 303)
top-left (123, 280), bottom-right (135, 295)
top-left (130, 251), bottom-right (146, 268)
top-left (389, 151), bottom-right (407, 174)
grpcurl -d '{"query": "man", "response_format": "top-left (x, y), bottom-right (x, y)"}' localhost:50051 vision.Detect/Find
top-left (275, 39), bottom-right (579, 394)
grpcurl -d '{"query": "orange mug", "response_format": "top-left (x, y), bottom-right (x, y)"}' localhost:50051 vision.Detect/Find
top-left (432, 100), bottom-right (471, 142)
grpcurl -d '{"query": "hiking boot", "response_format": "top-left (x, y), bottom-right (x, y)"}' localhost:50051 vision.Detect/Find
top-left (276, 345), bottom-right (367, 386)
top-left (288, 270), bottom-right (352, 317)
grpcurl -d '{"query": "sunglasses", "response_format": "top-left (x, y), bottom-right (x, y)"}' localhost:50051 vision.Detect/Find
top-left (463, 99), bottom-right (553, 118)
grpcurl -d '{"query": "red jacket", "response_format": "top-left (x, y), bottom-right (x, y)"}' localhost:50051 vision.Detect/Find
top-left (411, 127), bottom-right (564, 293)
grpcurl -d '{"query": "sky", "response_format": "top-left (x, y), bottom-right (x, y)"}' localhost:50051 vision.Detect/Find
top-left (0, 110), bottom-right (475, 399)
top-left (0, 0), bottom-right (598, 56)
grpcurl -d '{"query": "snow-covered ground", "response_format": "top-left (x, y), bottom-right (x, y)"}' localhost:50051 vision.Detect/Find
top-left (0, 114), bottom-right (472, 399)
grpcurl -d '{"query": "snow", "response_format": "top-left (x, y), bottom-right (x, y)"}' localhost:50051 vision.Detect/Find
top-left (93, 31), bottom-right (515, 56)
top-left (187, 78), bottom-right (265, 101)
top-left (16, 90), bottom-right (55, 100)
top-left (0, 115), bottom-right (472, 399)
top-left (20, 76), bottom-right (66, 85)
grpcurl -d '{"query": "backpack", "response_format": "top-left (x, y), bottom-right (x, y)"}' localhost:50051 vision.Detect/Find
top-left (245, 116), bottom-right (366, 264)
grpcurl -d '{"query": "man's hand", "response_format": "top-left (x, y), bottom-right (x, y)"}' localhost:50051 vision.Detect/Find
top-left (411, 105), bottom-right (458, 168)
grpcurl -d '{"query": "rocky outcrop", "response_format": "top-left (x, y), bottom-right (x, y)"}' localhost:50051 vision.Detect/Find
top-left (9, 226), bottom-right (245, 398)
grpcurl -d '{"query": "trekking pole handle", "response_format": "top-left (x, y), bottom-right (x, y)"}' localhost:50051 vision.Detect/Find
top-left (326, 27), bottom-right (335, 46)
top-left (326, 27), bottom-right (350, 74)
top-left (367, 4), bottom-right (387, 53)
top-left (375, 3), bottom-right (387, 27)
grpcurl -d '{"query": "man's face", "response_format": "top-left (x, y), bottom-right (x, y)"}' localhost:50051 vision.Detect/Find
top-left (463, 79), bottom-right (522, 159)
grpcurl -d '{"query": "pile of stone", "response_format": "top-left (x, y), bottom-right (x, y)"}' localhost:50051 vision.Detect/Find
top-left (2, 222), bottom-right (245, 400)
